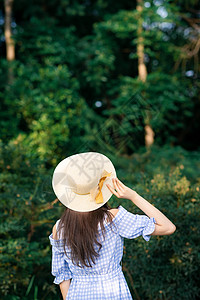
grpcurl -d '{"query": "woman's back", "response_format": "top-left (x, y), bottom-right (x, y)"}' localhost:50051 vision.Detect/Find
top-left (49, 205), bottom-right (156, 299)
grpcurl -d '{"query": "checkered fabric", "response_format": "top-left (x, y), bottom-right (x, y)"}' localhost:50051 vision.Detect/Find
top-left (49, 205), bottom-right (156, 299)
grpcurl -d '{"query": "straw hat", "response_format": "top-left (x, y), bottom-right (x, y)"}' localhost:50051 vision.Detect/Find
top-left (52, 152), bottom-right (116, 212)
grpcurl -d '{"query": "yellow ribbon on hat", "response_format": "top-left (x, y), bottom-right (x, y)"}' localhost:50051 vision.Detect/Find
top-left (73, 170), bottom-right (112, 204)
top-left (95, 170), bottom-right (112, 204)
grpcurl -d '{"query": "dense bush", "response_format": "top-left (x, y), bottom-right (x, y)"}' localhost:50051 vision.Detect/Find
top-left (0, 141), bottom-right (58, 299)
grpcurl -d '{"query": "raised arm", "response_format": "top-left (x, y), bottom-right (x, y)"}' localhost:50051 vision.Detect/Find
top-left (106, 177), bottom-right (176, 236)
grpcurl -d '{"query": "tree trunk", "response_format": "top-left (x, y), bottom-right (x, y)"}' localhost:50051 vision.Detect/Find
top-left (4, 0), bottom-right (15, 83)
top-left (136, 0), bottom-right (155, 148)
top-left (136, 0), bottom-right (147, 83)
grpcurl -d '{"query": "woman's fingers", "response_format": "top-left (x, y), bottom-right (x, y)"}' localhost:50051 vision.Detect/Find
top-left (116, 178), bottom-right (126, 188)
top-left (107, 177), bottom-right (135, 200)
top-left (106, 183), bottom-right (120, 198)
top-left (112, 178), bottom-right (118, 191)
top-left (114, 178), bottom-right (124, 192)
top-left (106, 177), bottom-right (127, 199)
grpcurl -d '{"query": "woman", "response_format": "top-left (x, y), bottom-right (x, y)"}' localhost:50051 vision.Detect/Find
top-left (49, 152), bottom-right (176, 300)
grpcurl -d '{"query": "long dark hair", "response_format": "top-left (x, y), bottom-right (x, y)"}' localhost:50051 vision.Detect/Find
top-left (57, 202), bottom-right (117, 268)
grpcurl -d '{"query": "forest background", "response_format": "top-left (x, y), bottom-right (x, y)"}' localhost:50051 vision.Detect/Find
top-left (0, 0), bottom-right (200, 299)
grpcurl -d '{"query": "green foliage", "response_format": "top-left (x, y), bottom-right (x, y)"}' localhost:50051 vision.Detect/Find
top-left (99, 72), bottom-right (196, 153)
top-left (1, 60), bottom-right (91, 163)
top-left (95, 2), bottom-right (183, 65)
top-left (15, 17), bottom-right (78, 66)
top-left (75, 34), bottom-right (116, 93)
top-left (0, 16), bottom-right (100, 164)
top-left (0, 141), bottom-right (59, 299)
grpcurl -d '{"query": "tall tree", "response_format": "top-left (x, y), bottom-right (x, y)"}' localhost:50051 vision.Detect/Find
top-left (136, 0), bottom-right (154, 148)
top-left (4, 0), bottom-right (15, 82)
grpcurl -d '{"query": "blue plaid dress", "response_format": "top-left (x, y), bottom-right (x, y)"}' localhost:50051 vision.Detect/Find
top-left (49, 205), bottom-right (156, 299)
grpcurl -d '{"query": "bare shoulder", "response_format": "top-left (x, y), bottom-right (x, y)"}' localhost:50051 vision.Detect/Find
top-left (52, 224), bottom-right (58, 240)
top-left (109, 208), bottom-right (119, 219)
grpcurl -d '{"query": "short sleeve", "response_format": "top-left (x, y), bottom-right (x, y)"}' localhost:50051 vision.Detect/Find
top-left (113, 205), bottom-right (156, 242)
top-left (49, 233), bottom-right (73, 284)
